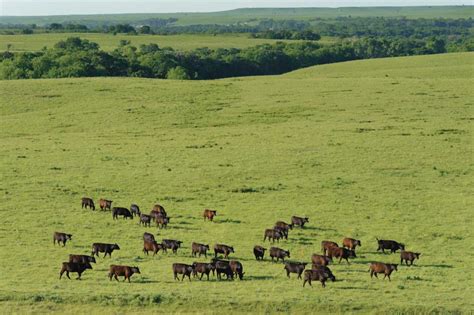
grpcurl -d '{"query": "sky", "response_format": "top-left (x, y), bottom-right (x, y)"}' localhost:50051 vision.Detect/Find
top-left (1, 0), bottom-right (472, 16)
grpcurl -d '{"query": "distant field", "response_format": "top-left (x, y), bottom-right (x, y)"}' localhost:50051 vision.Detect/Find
top-left (0, 33), bottom-right (335, 52)
top-left (1, 52), bottom-right (472, 313)
top-left (1, 6), bottom-right (472, 26)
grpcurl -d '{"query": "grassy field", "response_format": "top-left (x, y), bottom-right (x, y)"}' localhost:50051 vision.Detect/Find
top-left (0, 52), bottom-right (473, 314)
top-left (1, 6), bottom-right (473, 26)
top-left (0, 33), bottom-right (334, 52)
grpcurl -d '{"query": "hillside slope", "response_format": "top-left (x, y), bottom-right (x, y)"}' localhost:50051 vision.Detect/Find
top-left (0, 53), bottom-right (472, 314)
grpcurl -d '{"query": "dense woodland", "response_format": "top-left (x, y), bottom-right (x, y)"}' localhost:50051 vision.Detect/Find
top-left (0, 16), bottom-right (472, 80)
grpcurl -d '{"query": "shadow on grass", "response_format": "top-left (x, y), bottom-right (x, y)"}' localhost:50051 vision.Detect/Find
top-left (300, 226), bottom-right (337, 232)
top-left (420, 264), bottom-right (453, 268)
top-left (245, 275), bottom-right (275, 281)
top-left (214, 219), bottom-right (242, 224)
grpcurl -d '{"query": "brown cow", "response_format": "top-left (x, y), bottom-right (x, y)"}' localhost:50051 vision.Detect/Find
top-left (139, 214), bottom-right (153, 227)
top-left (284, 262), bottom-right (307, 279)
top-left (342, 237), bottom-right (361, 251)
top-left (59, 262), bottom-right (92, 280)
top-left (192, 243), bottom-right (210, 257)
top-left (156, 216), bottom-right (170, 229)
top-left (99, 199), bottom-right (112, 211)
top-left (152, 204), bottom-right (167, 217)
top-left (291, 216), bottom-right (309, 228)
top-left (327, 247), bottom-right (356, 264)
top-left (302, 269), bottom-right (332, 288)
top-left (229, 260), bottom-right (244, 280)
top-left (192, 262), bottom-right (215, 280)
top-left (91, 243), bottom-right (120, 258)
top-left (400, 251), bottom-right (421, 266)
top-left (369, 262), bottom-right (398, 281)
top-left (53, 232), bottom-right (72, 246)
top-left (269, 247), bottom-right (290, 262)
top-left (81, 197), bottom-right (95, 210)
top-left (109, 265), bottom-right (140, 283)
top-left (203, 209), bottom-right (217, 221)
top-left (143, 240), bottom-right (164, 256)
top-left (172, 263), bottom-right (194, 281)
top-left (321, 241), bottom-right (339, 255)
top-left (311, 254), bottom-right (332, 266)
top-left (275, 221), bottom-right (293, 230)
top-left (263, 229), bottom-right (283, 243)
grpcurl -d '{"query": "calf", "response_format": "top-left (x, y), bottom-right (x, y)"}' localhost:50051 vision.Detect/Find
top-left (81, 197), bottom-right (95, 210)
top-left (112, 207), bottom-right (133, 220)
top-left (172, 263), bottom-right (194, 281)
top-left (321, 241), bottom-right (339, 255)
top-left (327, 247), bottom-right (356, 264)
top-left (302, 269), bottom-right (332, 288)
top-left (342, 237), bottom-right (361, 251)
top-left (291, 216), bottom-right (309, 228)
top-left (91, 243), bottom-right (120, 258)
top-left (263, 229), bottom-right (283, 243)
top-left (376, 239), bottom-right (405, 253)
top-left (253, 245), bottom-right (267, 261)
top-left (284, 262), bottom-right (307, 279)
top-left (192, 262), bottom-right (215, 280)
top-left (59, 262), bottom-right (92, 280)
top-left (162, 239), bottom-right (182, 253)
top-left (212, 259), bottom-right (234, 280)
top-left (143, 232), bottom-right (155, 242)
top-left (156, 216), bottom-right (170, 229)
top-left (53, 232), bottom-right (72, 246)
top-left (109, 265), bottom-right (140, 283)
top-left (139, 214), bottom-right (152, 227)
top-left (369, 262), bottom-right (398, 281)
top-left (99, 199), bottom-right (112, 211)
top-left (130, 204), bottom-right (141, 217)
top-left (214, 244), bottom-right (234, 259)
top-left (203, 209), bottom-right (217, 221)
top-left (143, 240), bottom-right (164, 256)
top-left (400, 251), bottom-right (421, 266)
top-left (192, 243), bottom-right (210, 257)
top-left (229, 260), bottom-right (244, 280)
top-left (311, 254), bottom-right (332, 266)
top-left (69, 254), bottom-right (96, 264)
top-left (269, 247), bottom-right (290, 262)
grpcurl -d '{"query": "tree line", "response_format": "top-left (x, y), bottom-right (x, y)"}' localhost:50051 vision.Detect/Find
top-left (1, 35), bottom-right (466, 80)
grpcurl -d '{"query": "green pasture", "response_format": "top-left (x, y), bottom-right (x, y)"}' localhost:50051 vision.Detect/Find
top-left (1, 6), bottom-right (472, 26)
top-left (0, 52), bottom-right (473, 313)
top-left (0, 33), bottom-right (332, 52)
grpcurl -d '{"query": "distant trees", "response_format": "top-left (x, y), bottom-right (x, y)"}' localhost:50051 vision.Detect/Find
top-left (251, 30), bottom-right (321, 41)
top-left (0, 35), bottom-right (469, 80)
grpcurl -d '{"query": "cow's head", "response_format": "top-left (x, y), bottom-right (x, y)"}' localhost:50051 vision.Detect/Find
top-left (67, 234), bottom-right (73, 240)
top-left (399, 243), bottom-right (406, 250)
top-left (132, 267), bottom-right (141, 274)
top-left (391, 264), bottom-right (398, 271)
top-left (356, 240), bottom-right (362, 246)
top-left (286, 250), bottom-right (290, 258)
top-left (304, 217), bottom-right (309, 223)
top-left (348, 250), bottom-right (357, 258)
top-left (89, 256), bottom-right (97, 263)
top-left (415, 253), bottom-right (421, 259)
top-left (113, 244), bottom-right (120, 250)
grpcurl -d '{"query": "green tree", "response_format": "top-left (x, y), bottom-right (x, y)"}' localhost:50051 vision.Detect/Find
top-left (166, 66), bottom-right (190, 80)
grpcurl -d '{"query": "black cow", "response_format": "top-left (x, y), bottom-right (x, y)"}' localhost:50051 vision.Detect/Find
top-left (139, 214), bottom-right (152, 227)
top-left (143, 232), bottom-right (156, 242)
top-left (214, 244), bottom-right (234, 259)
top-left (59, 262), bottom-right (92, 280)
top-left (69, 254), bottom-right (96, 264)
top-left (212, 259), bottom-right (234, 280)
top-left (284, 262), bottom-right (307, 279)
top-left (81, 197), bottom-right (95, 210)
top-left (91, 243), bottom-right (120, 258)
top-left (112, 207), bottom-right (133, 220)
top-left (162, 239), bottom-right (182, 254)
top-left (172, 263), bottom-right (194, 281)
top-left (269, 247), bottom-right (290, 262)
top-left (253, 245), bottom-right (267, 260)
top-left (376, 239), bottom-right (405, 253)
top-left (302, 269), bottom-right (333, 288)
top-left (53, 232), bottom-right (72, 246)
top-left (130, 204), bottom-right (141, 217)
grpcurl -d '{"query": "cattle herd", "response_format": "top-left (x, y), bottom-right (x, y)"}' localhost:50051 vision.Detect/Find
top-left (53, 196), bottom-right (422, 287)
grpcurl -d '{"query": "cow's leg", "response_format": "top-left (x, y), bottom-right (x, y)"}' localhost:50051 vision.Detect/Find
top-left (174, 272), bottom-right (178, 281)
top-left (114, 274), bottom-right (119, 282)
top-left (321, 280), bottom-right (326, 288)
top-left (66, 271), bottom-right (71, 280)
top-left (109, 273), bottom-right (113, 281)
top-left (76, 271), bottom-right (82, 280)
top-left (370, 271), bottom-right (374, 278)
top-left (59, 269), bottom-right (65, 279)
top-left (374, 272), bottom-right (378, 278)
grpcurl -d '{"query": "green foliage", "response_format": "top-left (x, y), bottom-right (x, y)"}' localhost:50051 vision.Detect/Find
top-left (166, 66), bottom-right (190, 80)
